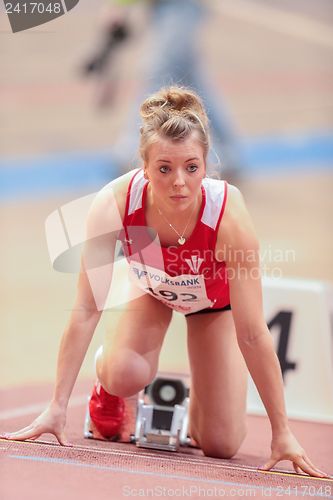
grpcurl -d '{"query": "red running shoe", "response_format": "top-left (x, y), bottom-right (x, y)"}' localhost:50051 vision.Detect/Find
top-left (89, 381), bottom-right (125, 439)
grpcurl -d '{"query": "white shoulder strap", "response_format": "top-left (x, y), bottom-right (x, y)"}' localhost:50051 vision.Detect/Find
top-left (201, 178), bottom-right (226, 230)
top-left (128, 169), bottom-right (148, 216)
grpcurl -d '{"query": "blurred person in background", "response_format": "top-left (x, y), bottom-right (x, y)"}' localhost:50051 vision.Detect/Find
top-left (82, 0), bottom-right (244, 182)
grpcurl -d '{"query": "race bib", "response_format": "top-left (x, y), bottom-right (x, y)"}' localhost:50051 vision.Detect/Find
top-left (129, 261), bottom-right (214, 314)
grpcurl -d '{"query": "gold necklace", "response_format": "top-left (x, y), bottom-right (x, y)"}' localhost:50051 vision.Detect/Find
top-left (156, 202), bottom-right (197, 246)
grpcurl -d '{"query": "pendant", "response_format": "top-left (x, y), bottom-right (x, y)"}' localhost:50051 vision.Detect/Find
top-left (178, 236), bottom-right (186, 245)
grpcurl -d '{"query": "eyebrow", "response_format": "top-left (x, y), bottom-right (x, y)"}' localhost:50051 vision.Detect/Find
top-left (156, 157), bottom-right (199, 163)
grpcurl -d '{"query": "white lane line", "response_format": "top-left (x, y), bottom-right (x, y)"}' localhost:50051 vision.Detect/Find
top-left (213, 0), bottom-right (333, 50)
top-left (0, 394), bottom-right (87, 420)
top-left (65, 442), bottom-right (262, 474)
top-left (8, 455), bottom-right (333, 494)
top-left (0, 438), bottom-right (316, 479)
top-left (2, 438), bottom-right (332, 481)
top-left (0, 436), bottom-right (266, 473)
top-left (5, 454), bottom-right (270, 491)
top-left (55, 444), bottom-right (333, 481)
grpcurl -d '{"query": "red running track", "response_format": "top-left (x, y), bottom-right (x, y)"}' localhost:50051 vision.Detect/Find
top-left (1, 380), bottom-right (332, 500)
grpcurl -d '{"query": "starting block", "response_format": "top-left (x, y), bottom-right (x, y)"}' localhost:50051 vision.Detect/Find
top-left (84, 375), bottom-right (191, 451)
top-left (135, 377), bottom-right (190, 451)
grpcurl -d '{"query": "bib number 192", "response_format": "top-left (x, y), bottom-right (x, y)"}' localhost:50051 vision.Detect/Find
top-left (146, 288), bottom-right (197, 302)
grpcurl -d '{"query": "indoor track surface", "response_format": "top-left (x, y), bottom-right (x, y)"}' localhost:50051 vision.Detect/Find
top-left (1, 381), bottom-right (333, 500)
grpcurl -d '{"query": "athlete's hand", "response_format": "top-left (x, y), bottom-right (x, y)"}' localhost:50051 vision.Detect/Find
top-left (0, 402), bottom-right (72, 446)
top-left (259, 429), bottom-right (330, 478)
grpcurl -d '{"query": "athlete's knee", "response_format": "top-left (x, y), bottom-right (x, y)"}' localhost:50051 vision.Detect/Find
top-left (201, 436), bottom-right (243, 459)
top-left (198, 423), bottom-right (247, 459)
top-left (99, 350), bottom-right (154, 398)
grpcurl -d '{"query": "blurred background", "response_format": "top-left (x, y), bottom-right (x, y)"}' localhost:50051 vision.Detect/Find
top-left (1, 0), bottom-right (332, 388)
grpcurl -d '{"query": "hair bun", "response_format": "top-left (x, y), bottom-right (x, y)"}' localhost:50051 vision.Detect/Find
top-left (140, 86), bottom-right (207, 126)
top-left (139, 85), bottom-right (210, 161)
top-left (162, 87), bottom-right (199, 112)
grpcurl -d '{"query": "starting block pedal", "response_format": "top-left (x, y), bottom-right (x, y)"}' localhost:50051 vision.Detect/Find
top-left (134, 377), bottom-right (190, 452)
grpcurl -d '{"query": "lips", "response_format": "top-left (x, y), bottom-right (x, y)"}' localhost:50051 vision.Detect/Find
top-left (170, 195), bottom-right (187, 199)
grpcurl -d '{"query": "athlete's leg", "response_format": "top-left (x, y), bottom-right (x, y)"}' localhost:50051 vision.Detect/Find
top-left (96, 292), bottom-right (173, 397)
top-left (186, 310), bottom-right (248, 458)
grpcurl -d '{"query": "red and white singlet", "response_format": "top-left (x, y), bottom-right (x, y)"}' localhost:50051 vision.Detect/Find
top-left (121, 169), bottom-right (230, 314)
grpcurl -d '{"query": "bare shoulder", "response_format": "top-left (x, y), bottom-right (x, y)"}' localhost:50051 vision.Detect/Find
top-left (224, 184), bottom-right (250, 223)
top-left (225, 183), bottom-right (243, 209)
top-left (90, 169), bottom-right (137, 218)
top-left (86, 169), bottom-right (137, 236)
top-left (218, 183), bottom-right (259, 252)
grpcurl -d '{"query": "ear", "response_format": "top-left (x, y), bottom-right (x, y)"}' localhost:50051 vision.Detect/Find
top-left (203, 161), bottom-right (207, 178)
top-left (143, 165), bottom-right (149, 180)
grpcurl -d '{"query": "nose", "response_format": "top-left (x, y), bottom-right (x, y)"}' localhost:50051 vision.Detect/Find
top-left (173, 169), bottom-right (185, 188)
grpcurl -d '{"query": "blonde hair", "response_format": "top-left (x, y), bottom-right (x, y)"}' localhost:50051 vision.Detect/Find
top-left (139, 86), bottom-right (210, 162)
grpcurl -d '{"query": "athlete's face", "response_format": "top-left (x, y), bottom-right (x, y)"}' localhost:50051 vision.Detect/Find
top-left (144, 133), bottom-right (206, 212)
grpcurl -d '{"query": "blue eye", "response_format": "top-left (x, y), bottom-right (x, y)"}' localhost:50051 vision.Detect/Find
top-left (159, 166), bottom-right (170, 173)
top-left (187, 165), bottom-right (198, 172)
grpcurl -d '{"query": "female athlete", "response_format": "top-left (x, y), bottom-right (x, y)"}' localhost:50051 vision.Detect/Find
top-left (1, 86), bottom-right (329, 478)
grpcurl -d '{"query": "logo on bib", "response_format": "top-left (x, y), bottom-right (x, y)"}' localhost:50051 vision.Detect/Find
top-left (185, 256), bottom-right (204, 274)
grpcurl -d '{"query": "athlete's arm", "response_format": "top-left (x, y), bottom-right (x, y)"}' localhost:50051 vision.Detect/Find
top-left (219, 186), bottom-right (288, 429)
top-left (53, 171), bottom-right (134, 408)
top-left (217, 185), bottom-right (328, 478)
top-left (1, 172), bottom-right (132, 445)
